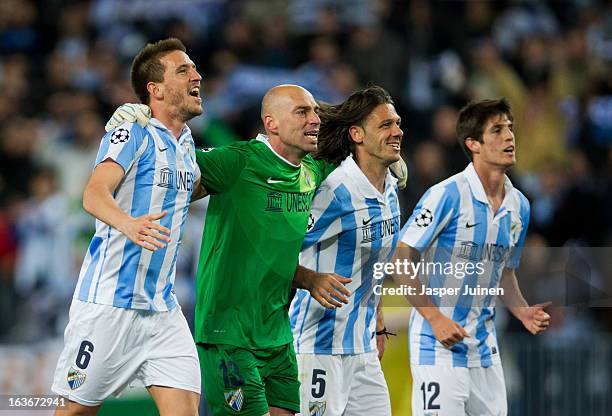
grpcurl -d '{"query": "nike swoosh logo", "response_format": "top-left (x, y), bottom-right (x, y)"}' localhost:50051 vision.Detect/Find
top-left (267, 177), bottom-right (284, 184)
top-left (466, 222), bottom-right (479, 228)
top-left (158, 147), bottom-right (168, 152)
top-left (363, 217), bottom-right (374, 226)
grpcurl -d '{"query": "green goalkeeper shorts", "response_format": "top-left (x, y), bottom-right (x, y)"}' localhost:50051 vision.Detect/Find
top-left (198, 342), bottom-right (300, 415)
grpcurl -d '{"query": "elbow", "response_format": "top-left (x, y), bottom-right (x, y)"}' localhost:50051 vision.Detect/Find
top-left (82, 187), bottom-right (95, 215)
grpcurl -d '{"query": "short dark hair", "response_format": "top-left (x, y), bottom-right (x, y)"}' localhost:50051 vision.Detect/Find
top-left (456, 98), bottom-right (513, 160)
top-left (315, 85), bottom-right (394, 164)
top-left (131, 38), bottom-right (187, 104)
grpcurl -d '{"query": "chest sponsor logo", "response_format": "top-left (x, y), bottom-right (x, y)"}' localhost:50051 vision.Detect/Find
top-left (156, 167), bottom-right (194, 192)
top-left (265, 191), bottom-right (314, 213)
top-left (266, 192), bottom-right (283, 212)
top-left (362, 216), bottom-right (400, 243)
top-left (456, 241), bottom-right (510, 264)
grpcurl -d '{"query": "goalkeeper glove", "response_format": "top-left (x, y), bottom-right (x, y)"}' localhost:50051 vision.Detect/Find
top-left (105, 103), bottom-right (152, 132)
top-left (389, 156), bottom-right (408, 190)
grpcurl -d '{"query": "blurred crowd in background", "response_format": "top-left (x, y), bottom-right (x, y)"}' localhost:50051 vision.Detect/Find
top-left (0, 0), bottom-right (610, 350)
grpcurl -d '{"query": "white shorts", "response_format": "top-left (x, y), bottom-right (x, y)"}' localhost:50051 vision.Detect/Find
top-left (411, 363), bottom-right (507, 416)
top-left (51, 300), bottom-right (200, 406)
top-left (297, 352), bottom-right (391, 416)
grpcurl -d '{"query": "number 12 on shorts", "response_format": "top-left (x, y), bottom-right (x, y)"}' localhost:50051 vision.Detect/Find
top-left (420, 382), bottom-right (440, 410)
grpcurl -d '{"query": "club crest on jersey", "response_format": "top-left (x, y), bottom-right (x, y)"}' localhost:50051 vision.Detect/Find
top-left (510, 221), bottom-right (522, 245)
top-left (309, 400), bottom-right (326, 416)
top-left (67, 367), bottom-right (86, 390)
top-left (224, 388), bottom-right (244, 411)
top-left (300, 166), bottom-right (315, 192)
top-left (110, 128), bottom-right (130, 144)
top-left (303, 169), bottom-right (312, 187)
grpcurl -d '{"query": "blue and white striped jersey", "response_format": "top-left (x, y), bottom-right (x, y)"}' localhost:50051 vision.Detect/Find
top-left (74, 119), bottom-right (200, 311)
top-left (401, 163), bottom-right (530, 368)
top-left (290, 155), bottom-right (401, 355)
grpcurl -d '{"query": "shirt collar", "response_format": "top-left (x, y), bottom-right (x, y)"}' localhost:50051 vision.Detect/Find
top-left (464, 162), bottom-right (515, 210)
top-left (256, 133), bottom-right (301, 167)
top-left (150, 118), bottom-right (192, 145)
top-left (341, 154), bottom-right (397, 202)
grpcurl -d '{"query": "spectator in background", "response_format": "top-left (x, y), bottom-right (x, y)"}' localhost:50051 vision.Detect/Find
top-left (345, 24), bottom-right (405, 101)
top-left (14, 167), bottom-right (70, 297)
top-left (43, 111), bottom-right (104, 210)
top-left (0, 118), bottom-right (40, 199)
top-left (14, 167), bottom-right (72, 340)
top-left (399, 141), bottom-right (447, 221)
top-left (0, 204), bottom-right (18, 339)
top-left (431, 105), bottom-right (466, 175)
top-left (468, 38), bottom-right (569, 174)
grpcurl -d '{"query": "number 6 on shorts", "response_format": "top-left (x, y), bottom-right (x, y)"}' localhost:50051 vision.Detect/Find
top-left (75, 341), bottom-right (95, 369)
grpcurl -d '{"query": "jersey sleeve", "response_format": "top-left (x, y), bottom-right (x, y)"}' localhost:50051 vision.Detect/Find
top-left (95, 123), bottom-right (147, 173)
top-left (195, 144), bottom-right (247, 194)
top-left (400, 184), bottom-right (458, 252)
top-left (302, 184), bottom-right (344, 249)
top-left (506, 194), bottom-right (531, 269)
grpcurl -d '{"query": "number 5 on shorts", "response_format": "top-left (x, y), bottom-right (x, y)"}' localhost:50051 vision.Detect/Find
top-left (311, 369), bottom-right (326, 399)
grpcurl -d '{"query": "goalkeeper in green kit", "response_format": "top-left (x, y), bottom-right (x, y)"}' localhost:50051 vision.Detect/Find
top-left (106, 84), bottom-right (407, 416)
top-left (194, 85), bottom-right (353, 416)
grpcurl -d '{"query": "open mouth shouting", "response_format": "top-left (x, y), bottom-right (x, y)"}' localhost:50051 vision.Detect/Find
top-left (304, 129), bottom-right (319, 143)
top-left (189, 85), bottom-right (201, 103)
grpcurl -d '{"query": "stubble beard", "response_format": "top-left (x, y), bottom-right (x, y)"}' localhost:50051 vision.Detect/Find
top-left (168, 89), bottom-right (202, 123)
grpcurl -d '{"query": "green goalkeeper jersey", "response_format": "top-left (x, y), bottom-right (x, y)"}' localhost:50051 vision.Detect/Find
top-left (194, 136), bottom-right (334, 349)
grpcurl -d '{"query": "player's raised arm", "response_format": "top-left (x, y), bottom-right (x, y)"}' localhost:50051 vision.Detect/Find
top-left (83, 160), bottom-right (171, 251)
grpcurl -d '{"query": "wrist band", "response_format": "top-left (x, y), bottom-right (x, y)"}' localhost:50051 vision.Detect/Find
top-left (376, 327), bottom-right (396, 339)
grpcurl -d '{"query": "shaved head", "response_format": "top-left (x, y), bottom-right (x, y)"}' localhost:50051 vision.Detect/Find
top-left (261, 84), bottom-right (315, 120)
top-left (259, 84), bottom-right (320, 164)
